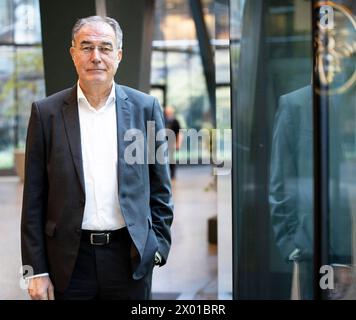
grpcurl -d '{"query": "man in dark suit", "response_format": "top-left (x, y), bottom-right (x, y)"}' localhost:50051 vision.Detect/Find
top-left (21, 15), bottom-right (173, 300)
top-left (269, 85), bottom-right (352, 299)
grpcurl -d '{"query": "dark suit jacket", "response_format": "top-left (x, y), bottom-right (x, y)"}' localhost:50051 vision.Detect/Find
top-left (269, 85), bottom-right (351, 264)
top-left (21, 83), bottom-right (174, 292)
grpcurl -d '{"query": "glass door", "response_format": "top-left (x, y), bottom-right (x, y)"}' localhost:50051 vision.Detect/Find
top-left (313, 0), bottom-right (356, 300)
top-left (230, 0), bottom-right (356, 299)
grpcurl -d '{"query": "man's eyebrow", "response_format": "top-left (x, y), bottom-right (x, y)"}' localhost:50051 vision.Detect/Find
top-left (79, 40), bottom-right (113, 47)
top-left (100, 41), bottom-right (113, 47)
top-left (79, 41), bottom-right (93, 46)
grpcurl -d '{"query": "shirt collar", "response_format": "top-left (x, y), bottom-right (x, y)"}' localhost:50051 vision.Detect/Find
top-left (77, 81), bottom-right (116, 112)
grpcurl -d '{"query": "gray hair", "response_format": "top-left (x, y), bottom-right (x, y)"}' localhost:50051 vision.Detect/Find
top-left (71, 16), bottom-right (123, 49)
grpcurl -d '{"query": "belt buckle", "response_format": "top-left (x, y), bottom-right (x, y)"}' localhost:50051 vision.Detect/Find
top-left (90, 232), bottom-right (110, 245)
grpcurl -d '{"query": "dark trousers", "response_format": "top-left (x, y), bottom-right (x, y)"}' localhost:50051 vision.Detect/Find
top-left (54, 228), bottom-right (153, 300)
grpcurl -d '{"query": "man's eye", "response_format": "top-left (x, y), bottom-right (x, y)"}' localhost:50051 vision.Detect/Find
top-left (81, 46), bottom-right (92, 52)
top-left (100, 47), bottom-right (113, 53)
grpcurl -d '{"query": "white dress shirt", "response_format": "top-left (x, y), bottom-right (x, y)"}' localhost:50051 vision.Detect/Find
top-left (77, 82), bottom-right (126, 231)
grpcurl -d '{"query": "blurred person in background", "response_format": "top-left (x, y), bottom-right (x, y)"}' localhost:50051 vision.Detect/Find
top-left (164, 105), bottom-right (182, 180)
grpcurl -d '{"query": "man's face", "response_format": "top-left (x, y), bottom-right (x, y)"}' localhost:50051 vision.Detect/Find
top-left (70, 22), bottom-right (122, 87)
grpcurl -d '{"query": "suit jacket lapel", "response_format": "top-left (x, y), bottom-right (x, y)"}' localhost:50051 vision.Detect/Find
top-left (62, 86), bottom-right (85, 195)
top-left (115, 84), bottom-right (132, 192)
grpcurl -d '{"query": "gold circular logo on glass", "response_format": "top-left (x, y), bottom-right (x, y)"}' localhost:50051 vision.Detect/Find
top-left (315, 1), bottom-right (356, 95)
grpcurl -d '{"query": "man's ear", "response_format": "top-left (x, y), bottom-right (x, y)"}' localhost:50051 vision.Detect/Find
top-left (117, 49), bottom-right (123, 63)
top-left (69, 46), bottom-right (75, 61)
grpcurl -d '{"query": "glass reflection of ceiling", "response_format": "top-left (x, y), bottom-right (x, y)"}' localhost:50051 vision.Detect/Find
top-left (153, 0), bottom-right (214, 44)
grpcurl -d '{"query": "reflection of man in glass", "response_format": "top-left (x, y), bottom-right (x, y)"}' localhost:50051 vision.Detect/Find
top-left (269, 85), bottom-right (353, 299)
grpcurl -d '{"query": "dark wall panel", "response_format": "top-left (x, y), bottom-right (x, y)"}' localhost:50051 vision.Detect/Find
top-left (39, 0), bottom-right (96, 95)
top-left (106, 0), bottom-right (154, 92)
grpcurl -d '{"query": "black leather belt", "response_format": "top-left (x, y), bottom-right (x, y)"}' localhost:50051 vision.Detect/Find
top-left (81, 228), bottom-right (128, 245)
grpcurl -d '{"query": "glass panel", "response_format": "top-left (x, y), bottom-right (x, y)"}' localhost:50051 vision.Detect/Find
top-left (150, 0), bottom-right (217, 298)
top-left (0, 0), bottom-right (42, 45)
top-left (15, 46), bottom-right (45, 147)
top-left (231, 0), bottom-right (314, 299)
top-left (14, 0), bottom-right (42, 44)
top-left (0, 46), bottom-right (45, 171)
top-left (0, 46), bottom-right (15, 170)
top-left (313, 0), bottom-right (356, 300)
top-left (0, 0), bottom-right (44, 173)
top-left (215, 1), bottom-right (232, 300)
top-left (153, 0), bottom-right (197, 42)
top-left (151, 49), bottom-right (211, 162)
top-left (153, 0), bottom-right (214, 42)
top-left (150, 87), bottom-right (165, 107)
top-left (215, 48), bottom-right (230, 84)
top-left (0, 0), bottom-right (14, 44)
top-left (150, 50), bottom-right (167, 85)
top-left (151, 0), bottom-right (213, 163)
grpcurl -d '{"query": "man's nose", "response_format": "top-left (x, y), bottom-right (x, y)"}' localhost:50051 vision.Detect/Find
top-left (90, 48), bottom-right (101, 63)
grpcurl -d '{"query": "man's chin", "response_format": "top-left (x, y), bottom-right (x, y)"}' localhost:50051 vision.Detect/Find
top-left (83, 77), bottom-right (109, 85)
